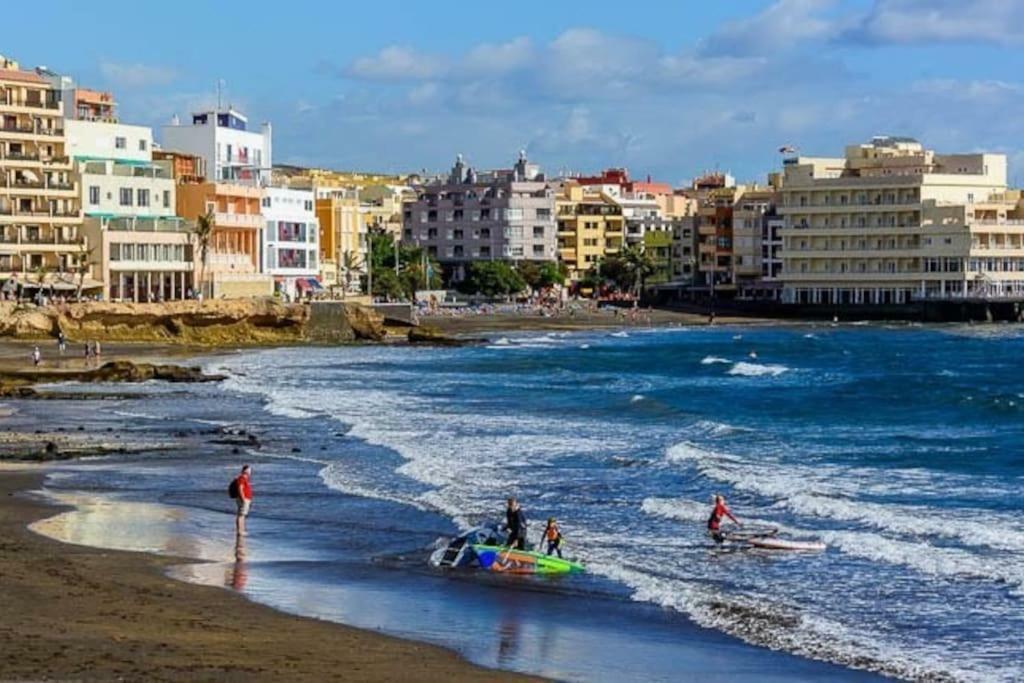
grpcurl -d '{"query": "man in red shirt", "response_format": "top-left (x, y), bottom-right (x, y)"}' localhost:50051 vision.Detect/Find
top-left (707, 493), bottom-right (740, 543)
top-left (235, 465), bottom-right (253, 537)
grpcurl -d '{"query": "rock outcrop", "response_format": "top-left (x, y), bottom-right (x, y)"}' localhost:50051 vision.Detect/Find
top-left (0, 300), bottom-right (385, 345)
top-left (0, 361), bottom-right (225, 397)
top-left (407, 325), bottom-right (471, 346)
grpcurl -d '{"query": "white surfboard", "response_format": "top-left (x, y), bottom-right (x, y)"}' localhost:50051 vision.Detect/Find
top-left (747, 536), bottom-right (826, 551)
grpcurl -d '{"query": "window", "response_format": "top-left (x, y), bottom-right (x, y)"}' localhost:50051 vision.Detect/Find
top-left (119, 187), bottom-right (133, 206)
top-left (262, 197), bottom-right (271, 207)
top-left (137, 189), bottom-right (150, 207)
top-left (304, 200), bottom-right (313, 211)
top-left (506, 208), bottom-right (524, 220)
top-left (138, 139), bottom-right (147, 152)
top-left (115, 136), bottom-right (126, 150)
top-left (536, 208), bottom-right (551, 219)
top-left (163, 190), bottom-right (171, 208)
top-left (88, 186), bottom-right (100, 205)
top-left (533, 244), bottom-right (545, 256)
top-left (533, 226), bottom-right (545, 238)
top-left (109, 244), bottom-right (121, 261)
top-left (480, 246), bottom-right (491, 257)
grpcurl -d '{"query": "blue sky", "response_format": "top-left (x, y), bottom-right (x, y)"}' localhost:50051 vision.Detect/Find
top-left (6, 1), bottom-right (1024, 185)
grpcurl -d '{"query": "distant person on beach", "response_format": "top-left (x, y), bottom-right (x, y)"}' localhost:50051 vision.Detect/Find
top-left (93, 340), bottom-right (101, 359)
top-left (707, 494), bottom-right (741, 543)
top-left (57, 332), bottom-right (66, 354)
top-left (31, 346), bottom-right (41, 367)
top-left (231, 465), bottom-right (254, 536)
top-left (544, 517), bottom-right (564, 558)
top-left (504, 497), bottom-right (527, 550)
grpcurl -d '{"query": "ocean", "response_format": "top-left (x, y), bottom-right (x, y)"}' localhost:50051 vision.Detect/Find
top-left (32, 324), bottom-right (1024, 681)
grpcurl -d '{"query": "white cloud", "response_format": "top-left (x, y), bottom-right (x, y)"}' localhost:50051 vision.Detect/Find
top-left (848, 0), bottom-right (1024, 44)
top-left (699, 0), bottom-right (843, 57)
top-left (346, 46), bottom-right (448, 81)
top-left (463, 37), bottom-right (535, 75)
top-left (99, 61), bottom-right (178, 88)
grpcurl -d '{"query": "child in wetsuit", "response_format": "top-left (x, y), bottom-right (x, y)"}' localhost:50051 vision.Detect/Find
top-left (544, 517), bottom-right (564, 558)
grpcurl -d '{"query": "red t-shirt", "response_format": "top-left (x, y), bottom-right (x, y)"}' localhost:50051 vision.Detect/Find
top-left (707, 501), bottom-right (735, 530)
top-left (238, 474), bottom-right (253, 500)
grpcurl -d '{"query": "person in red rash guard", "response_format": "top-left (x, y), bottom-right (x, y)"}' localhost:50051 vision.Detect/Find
top-left (707, 493), bottom-right (741, 543)
top-left (235, 465), bottom-right (253, 537)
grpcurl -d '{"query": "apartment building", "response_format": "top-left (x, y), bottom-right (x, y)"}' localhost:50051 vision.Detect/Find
top-left (261, 187), bottom-right (320, 297)
top-left (670, 216), bottom-right (698, 284)
top-left (162, 108), bottom-right (270, 186)
top-left (316, 188), bottom-right (364, 293)
top-left (177, 181), bottom-right (270, 298)
top-left (402, 153), bottom-right (557, 281)
top-left (68, 117), bottom-right (192, 301)
top-left (732, 186), bottom-right (778, 298)
top-left (556, 183), bottom-right (624, 281)
top-left (778, 136), bottom-right (1007, 305)
top-left (0, 56), bottom-right (81, 292)
top-left (152, 149), bottom-right (206, 184)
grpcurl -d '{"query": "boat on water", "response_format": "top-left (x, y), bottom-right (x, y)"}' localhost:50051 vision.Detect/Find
top-left (431, 524), bottom-right (585, 575)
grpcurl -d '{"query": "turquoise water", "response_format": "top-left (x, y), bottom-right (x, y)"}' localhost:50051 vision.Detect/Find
top-left (213, 324), bottom-right (1023, 681)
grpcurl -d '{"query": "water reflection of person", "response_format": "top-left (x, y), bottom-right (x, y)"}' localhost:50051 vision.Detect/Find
top-left (497, 612), bottom-right (521, 666)
top-left (228, 534), bottom-right (248, 591)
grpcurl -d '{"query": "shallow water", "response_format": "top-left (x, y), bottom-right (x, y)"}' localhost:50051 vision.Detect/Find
top-left (27, 323), bottom-right (1024, 681)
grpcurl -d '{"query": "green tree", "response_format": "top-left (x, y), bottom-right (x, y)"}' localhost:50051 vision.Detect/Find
top-left (74, 237), bottom-right (97, 301)
top-left (518, 261), bottom-right (567, 290)
top-left (621, 244), bottom-right (657, 296)
top-left (460, 261), bottom-right (526, 298)
top-left (192, 211), bottom-right (214, 298)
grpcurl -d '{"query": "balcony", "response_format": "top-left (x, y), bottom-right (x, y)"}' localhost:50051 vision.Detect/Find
top-left (0, 95), bottom-right (60, 111)
top-left (214, 212), bottom-right (261, 229)
top-left (1, 151), bottom-right (40, 162)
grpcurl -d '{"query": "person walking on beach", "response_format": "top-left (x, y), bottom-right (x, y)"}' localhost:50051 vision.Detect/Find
top-left (504, 497), bottom-right (528, 550)
top-left (230, 465), bottom-right (254, 536)
top-left (707, 494), bottom-right (741, 544)
top-left (30, 346), bottom-right (41, 367)
top-left (57, 331), bottom-right (66, 354)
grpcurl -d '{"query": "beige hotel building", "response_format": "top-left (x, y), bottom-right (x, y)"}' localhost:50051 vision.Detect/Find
top-left (778, 136), bottom-right (1015, 305)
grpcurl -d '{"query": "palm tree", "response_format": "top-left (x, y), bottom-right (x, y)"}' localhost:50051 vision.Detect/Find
top-left (622, 244), bottom-right (656, 298)
top-left (192, 211), bottom-right (214, 300)
top-left (73, 237), bottom-right (97, 301)
top-left (340, 250), bottom-right (361, 300)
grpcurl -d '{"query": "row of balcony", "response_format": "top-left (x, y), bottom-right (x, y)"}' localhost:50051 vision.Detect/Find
top-left (0, 121), bottom-right (64, 137)
top-left (0, 206), bottom-right (80, 219)
top-left (0, 95), bottom-right (60, 110)
top-left (0, 177), bottom-right (75, 191)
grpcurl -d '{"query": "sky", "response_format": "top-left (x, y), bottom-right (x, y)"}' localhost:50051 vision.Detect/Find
top-left (6, 0), bottom-right (1024, 185)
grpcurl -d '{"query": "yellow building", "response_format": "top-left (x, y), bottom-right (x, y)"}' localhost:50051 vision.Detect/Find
top-left (0, 56), bottom-right (82, 293)
top-left (556, 183), bottom-right (624, 281)
top-left (315, 189), bottom-right (364, 293)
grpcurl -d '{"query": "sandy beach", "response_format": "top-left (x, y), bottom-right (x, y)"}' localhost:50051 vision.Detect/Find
top-left (0, 467), bottom-right (528, 682)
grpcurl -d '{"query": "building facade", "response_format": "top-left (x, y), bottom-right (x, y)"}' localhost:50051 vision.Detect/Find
top-left (162, 108), bottom-right (271, 186)
top-left (261, 187), bottom-right (320, 297)
top-left (177, 181), bottom-right (270, 298)
top-left (402, 153), bottom-right (556, 281)
top-left (556, 183), bottom-right (625, 281)
top-left (778, 137), bottom-right (1008, 305)
top-left (0, 57), bottom-right (81, 293)
top-left (316, 189), bottom-right (364, 293)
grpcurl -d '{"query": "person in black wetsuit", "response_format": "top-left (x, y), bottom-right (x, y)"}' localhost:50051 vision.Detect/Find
top-left (504, 497), bottom-right (528, 550)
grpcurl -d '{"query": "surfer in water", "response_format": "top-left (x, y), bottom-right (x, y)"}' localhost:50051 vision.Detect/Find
top-left (707, 493), bottom-right (741, 543)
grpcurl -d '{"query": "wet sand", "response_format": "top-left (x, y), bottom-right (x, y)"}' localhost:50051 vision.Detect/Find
top-left (0, 467), bottom-right (529, 682)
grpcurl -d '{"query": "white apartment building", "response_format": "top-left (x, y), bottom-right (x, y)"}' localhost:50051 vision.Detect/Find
top-left (261, 187), bottom-right (320, 298)
top-left (162, 109), bottom-right (270, 186)
top-left (778, 136), bottom-right (1008, 305)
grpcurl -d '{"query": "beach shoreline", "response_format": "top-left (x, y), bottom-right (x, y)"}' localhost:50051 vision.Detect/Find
top-left (0, 466), bottom-right (531, 682)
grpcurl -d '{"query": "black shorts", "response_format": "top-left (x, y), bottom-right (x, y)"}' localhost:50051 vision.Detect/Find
top-left (709, 529), bottom-right (725, 544)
